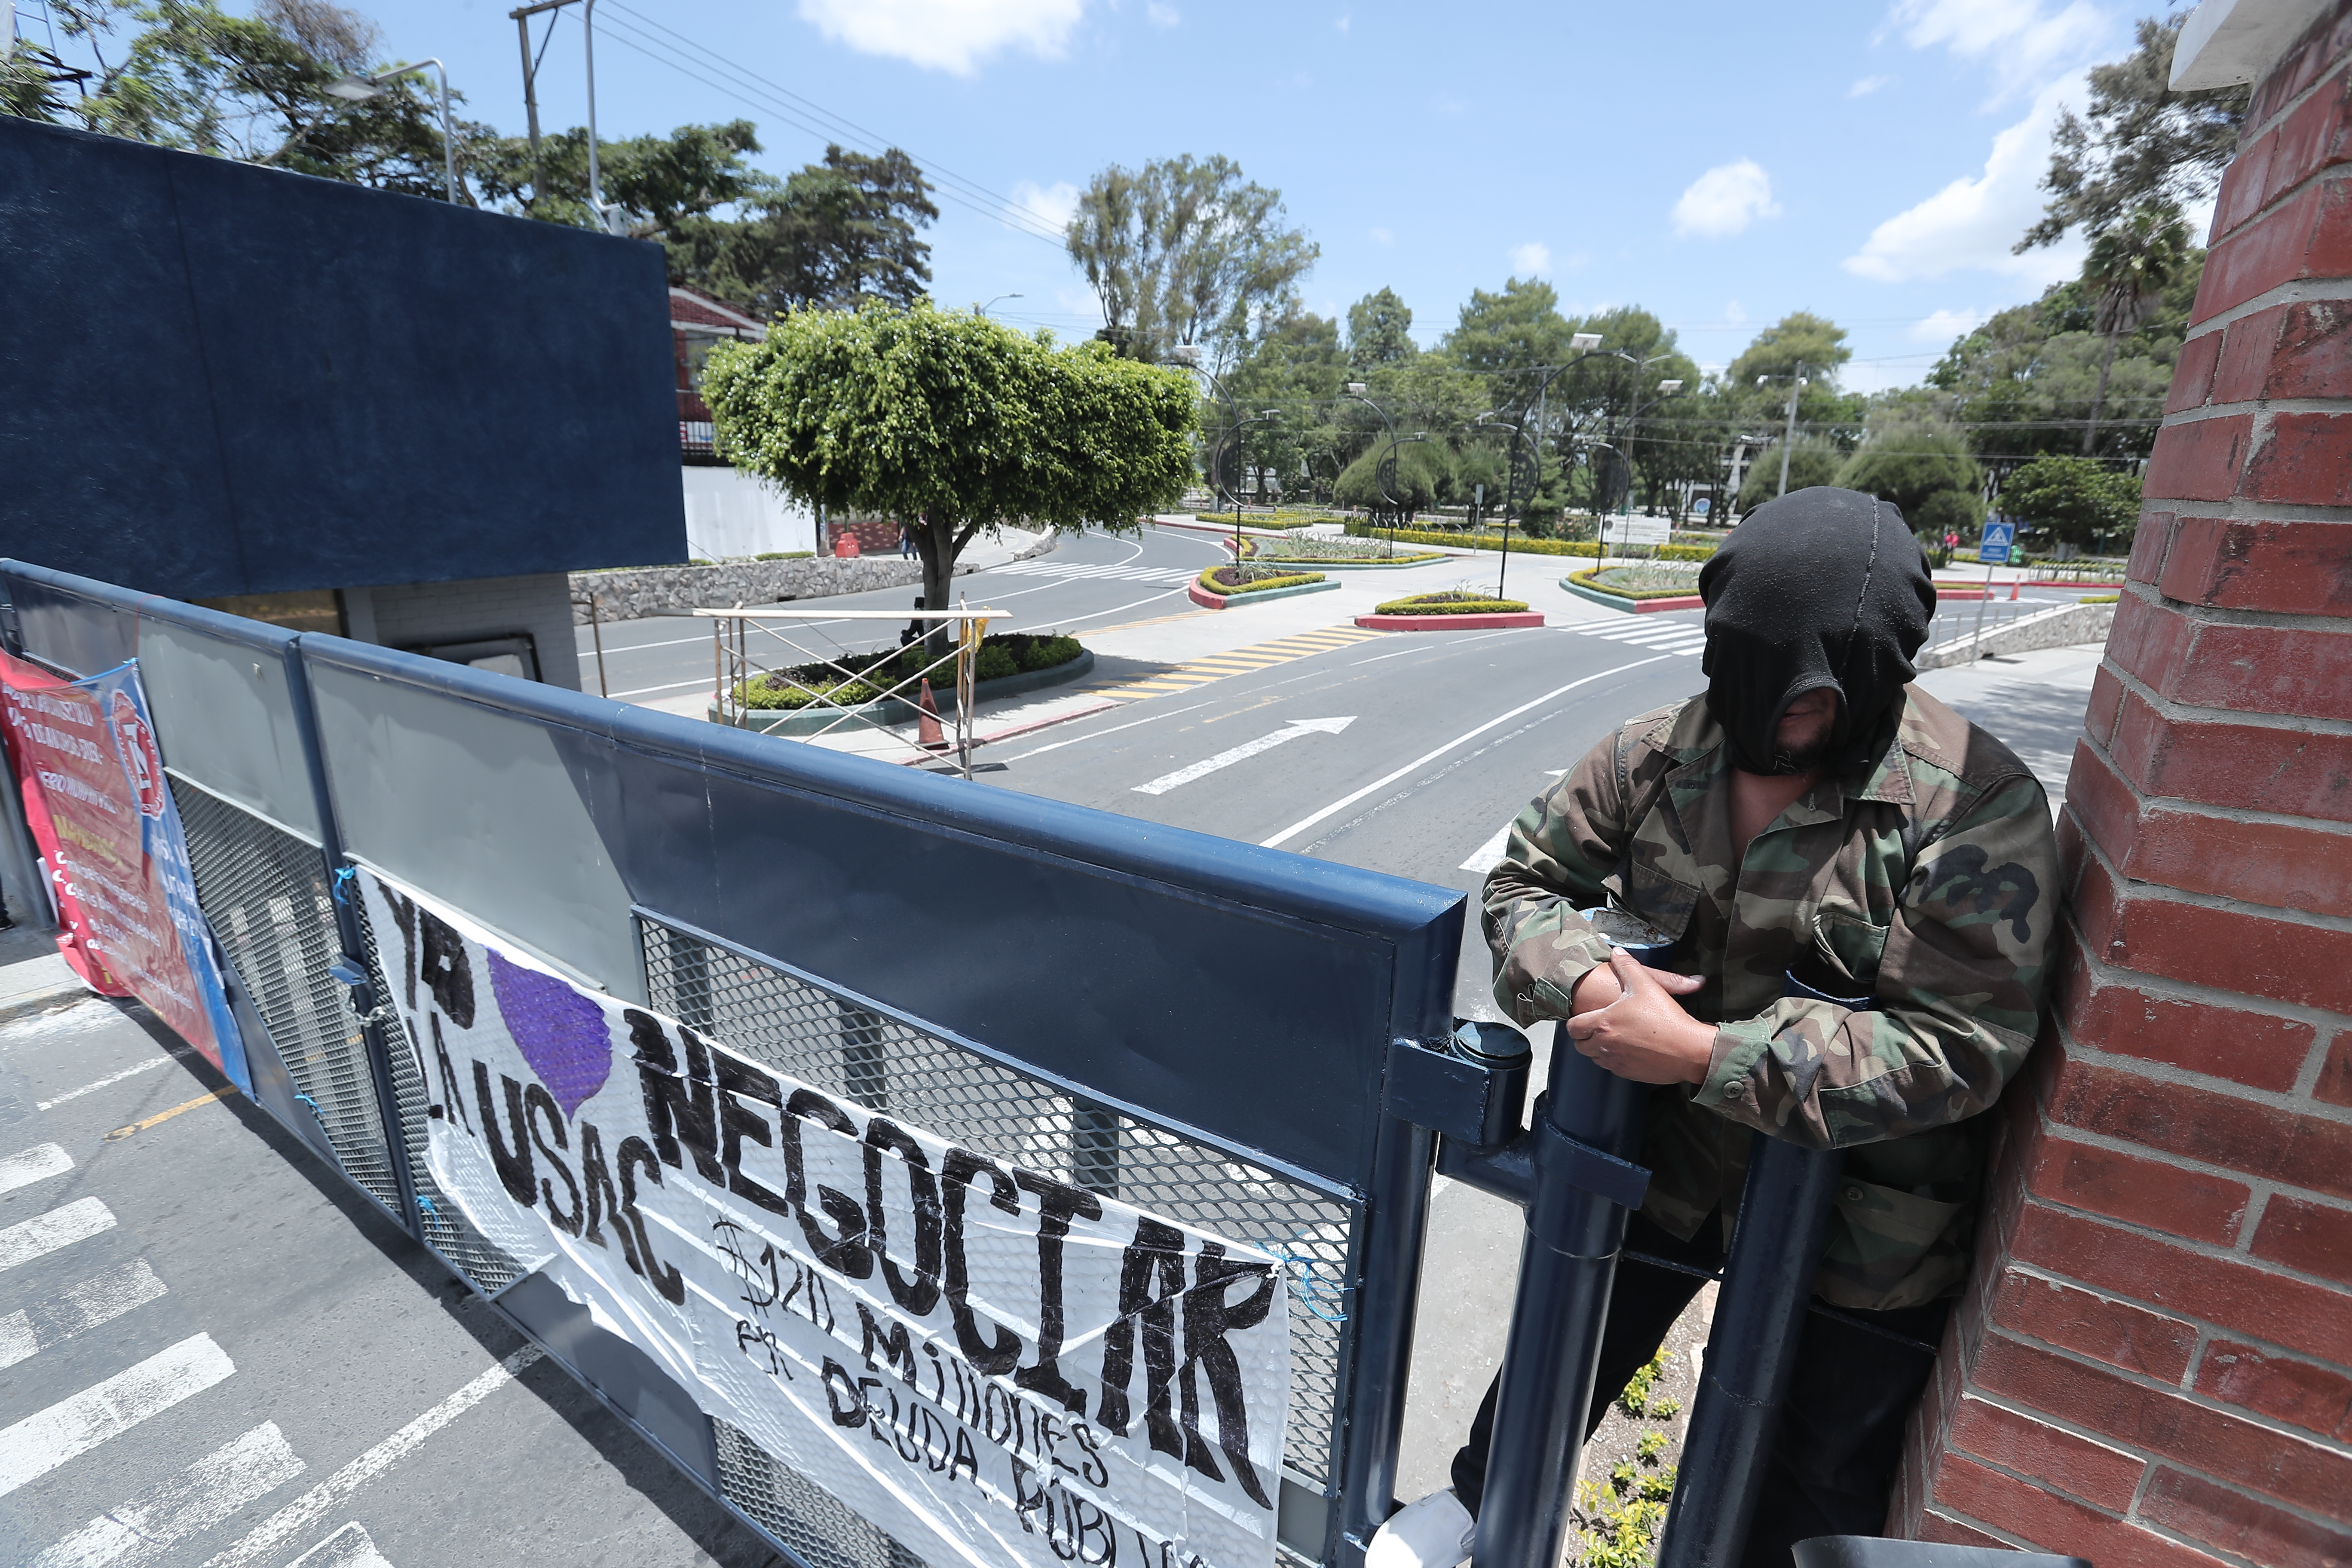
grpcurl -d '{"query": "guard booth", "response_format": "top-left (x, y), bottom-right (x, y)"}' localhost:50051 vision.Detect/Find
top-left (0, 559), bottom-right (1470, 1568)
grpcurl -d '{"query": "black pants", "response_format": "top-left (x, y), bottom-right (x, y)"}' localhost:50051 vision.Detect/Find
top-left (1448, 1211), bottom-right (1948, 1568)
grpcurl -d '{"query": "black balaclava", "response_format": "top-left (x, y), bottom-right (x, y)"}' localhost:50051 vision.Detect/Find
top-left (1697, 486), bottom-right (1936, 775)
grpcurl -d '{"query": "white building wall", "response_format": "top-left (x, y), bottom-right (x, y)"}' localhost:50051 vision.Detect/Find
top-left (342, 572), bottom-right (584, 691)
top-left (680, 466), bottom-right (817, 560)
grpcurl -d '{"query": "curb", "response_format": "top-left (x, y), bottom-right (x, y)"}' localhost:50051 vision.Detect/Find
top-left (1355, 612), bottom-right (1546, 631)
top-left (1187, 578), bottom-right (1340, 609)
top-left (0, 980), bottom-right (95, 1026)
top-left (726, 649), bottom-right (1097, 735)
top-left (894, 696), bottom-right (1124, 764)
top-left (1559, 579), bottom-right (1704, 614)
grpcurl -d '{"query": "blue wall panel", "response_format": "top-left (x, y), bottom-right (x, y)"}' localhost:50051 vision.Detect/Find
top-left (0, 117), bottom-right (686, 598)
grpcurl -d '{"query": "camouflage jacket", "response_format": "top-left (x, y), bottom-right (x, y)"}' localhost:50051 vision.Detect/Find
top-left (1483, 688), bottom-right (2058, 1310)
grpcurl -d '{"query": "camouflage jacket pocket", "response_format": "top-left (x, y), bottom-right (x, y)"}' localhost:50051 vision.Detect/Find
top-left (1626, 861), bottom-right (1702, 943)
top-left (1815, 1175), bottom-right (1970, 1311)
top-left (1813, 910), bottom-right (1891, 990)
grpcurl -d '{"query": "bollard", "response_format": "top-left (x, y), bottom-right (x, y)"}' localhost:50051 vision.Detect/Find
top-left (1465, 912), bottom-right (1670, 1568)
top-left (1654, 970), bottom-right (1865, 1568)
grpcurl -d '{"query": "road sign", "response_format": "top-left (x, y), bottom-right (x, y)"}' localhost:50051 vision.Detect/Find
top-left (1979, 518), bottom-right (2015, 565)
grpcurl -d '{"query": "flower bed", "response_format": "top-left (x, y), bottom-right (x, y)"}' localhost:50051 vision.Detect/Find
top-left (1199, 564), bottom-right (1329, 596)
top-left (735, 633), bottom-right (1081, 710)
top-left (1373, 591), bottom-right (1531, 616)
top-left (1192, 511), bottom-right (1337, 530)
top-left (1244, 536), bottom-right (1448, 567)
top-left (1568, 566), bottom-right (1704, 601)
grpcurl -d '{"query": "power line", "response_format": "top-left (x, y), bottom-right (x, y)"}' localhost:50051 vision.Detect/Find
top-left (584, 3), bottom-right (1070, 248)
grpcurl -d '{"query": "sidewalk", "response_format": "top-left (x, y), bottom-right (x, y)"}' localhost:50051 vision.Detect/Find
top-left (1915, 642), bottom-right (2101, 815)
top-left (0, 919), bottom-right (85, 1023)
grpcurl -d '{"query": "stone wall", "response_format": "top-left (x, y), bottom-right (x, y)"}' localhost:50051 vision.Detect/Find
top-left (1914, 603), bottom-right (2118, 671)
top-left (569, 530), bottom-right (1054, 624)
top-left (1891, 6), bottom-right (2352, 1564)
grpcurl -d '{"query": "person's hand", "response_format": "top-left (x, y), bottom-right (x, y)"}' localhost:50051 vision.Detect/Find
top-left (1565, 951), bottom-right (1713, 1085)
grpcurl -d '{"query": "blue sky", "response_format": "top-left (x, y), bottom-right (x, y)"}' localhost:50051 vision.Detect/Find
top-left (66, 0), bottom-right (2188, 390)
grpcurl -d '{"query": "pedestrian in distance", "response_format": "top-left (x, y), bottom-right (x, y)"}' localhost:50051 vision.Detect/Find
top-left (900, 521), bottom-right (917, 560)
top-left (1369, 486), bottom-right (2060, 1568)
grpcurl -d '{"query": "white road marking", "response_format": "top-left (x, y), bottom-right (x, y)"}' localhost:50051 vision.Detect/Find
top-left (0, 1258), bottom-right (169, 1371)
top-left (201, 1346), bottom-right (542, 1568)
top-left (1133, 717), bottom-right (1357, 796)
top-left (36, 1049), bottom-right (196, 1110)
top-left (33, 1422), bottom-right (306, 1568)
top-left (289, 1523), bottom-right (395, 1568)
top-left (996, 701), bottom-right (1213, 762)
top-left (1259, 657), bottom-right (1673, 849)
top-left (0, 1197), bottom-right (117, 1271)
top-left (1005, 588), bottom-right (1188, 634)
top-left (1460, 824), bottom-right (1513, 874)
top-left (0, 1333), bottom-right (236, 1496)
top-left (0, 1142), bottom-right (73, 1194)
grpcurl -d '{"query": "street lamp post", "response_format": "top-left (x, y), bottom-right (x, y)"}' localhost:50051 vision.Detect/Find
top-left (1474, 414), bottom-right (1533, 601)
top-left (979, 294), bottom-right (1024, 318)
top-left (1753, 364), bottom-right (1810, 497)
top-left (327, 58), bottom-right (456, 202)
top-left (1342, 382), bottom-right (1419, 554)
top-left (1168, 344), bottom-right (1256, 558)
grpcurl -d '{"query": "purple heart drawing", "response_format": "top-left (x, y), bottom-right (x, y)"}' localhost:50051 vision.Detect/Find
top-left (487, 949), bottom-right (612, 1119)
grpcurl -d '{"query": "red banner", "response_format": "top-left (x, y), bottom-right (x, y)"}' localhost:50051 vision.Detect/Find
top-left (0, 649), bottom-right (247, 1087)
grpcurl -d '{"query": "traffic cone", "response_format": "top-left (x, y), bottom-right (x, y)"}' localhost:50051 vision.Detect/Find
top-left (2010, 579), bottom-right (2020, 600)
top-left (917, 678), bottom-right (947, 750)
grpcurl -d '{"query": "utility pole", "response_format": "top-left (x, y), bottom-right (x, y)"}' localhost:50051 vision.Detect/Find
top-left (509, 0), bottom-right (578, 201)
top-left (1777, 361), bottom-right (1807, 498)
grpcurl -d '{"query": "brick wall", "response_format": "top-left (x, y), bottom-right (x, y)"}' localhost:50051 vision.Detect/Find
top-left (1891, 8), bottom-right (2352, 1565)
top-left (344, 572), bottom-right (583, 692)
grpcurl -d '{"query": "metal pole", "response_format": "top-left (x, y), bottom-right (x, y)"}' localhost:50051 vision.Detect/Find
top-left (583, 0), bottom-right (606, 232)
top-left (1777, 363), bottom-right (1805, 498)
top-left (1471, 1032), bottom-right (1652, 1568)
top-left (1654, 971), bottom-right (1857, 1568)
top-left (429, 59), bottom-right (455, 204)
top-left (579, 593), bottom-right (608, 697)
top-left (1971, 527), bottom-right (1997, 658)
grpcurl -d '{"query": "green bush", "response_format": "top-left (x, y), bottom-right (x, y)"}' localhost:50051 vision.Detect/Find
top-left (1019, 634), bottom-right (1082, 671)
top-left (1192, 511), bottom-right (1333, 530)
top-left (1373, 592), bottom-right (1530, 615)
top-left (974, 645), bottom-right (1018, 681)
top-left (754, 550), bottom-right (815, 561)
top-left (2079, 592), bottom-right (2120, 604)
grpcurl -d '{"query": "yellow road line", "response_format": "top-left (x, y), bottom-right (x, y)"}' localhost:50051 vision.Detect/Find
top-left (1096, 625), bottom-right (1387, 701)
top-left (104, 1086), bottom-right (236, 1142)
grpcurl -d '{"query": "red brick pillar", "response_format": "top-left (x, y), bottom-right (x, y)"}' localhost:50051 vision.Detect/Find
top-left (1890, 8), bottom-right (2352, 1565)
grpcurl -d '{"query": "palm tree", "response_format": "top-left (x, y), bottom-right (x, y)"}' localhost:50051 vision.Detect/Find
top-left (2081, 202), bottom-right (2192, 455)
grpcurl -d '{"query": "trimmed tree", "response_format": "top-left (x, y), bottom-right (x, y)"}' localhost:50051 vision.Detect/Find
top-left (702, 303), bottom-right (1197, 652)
top-left (2000, 455), bottom-right (2142, 550)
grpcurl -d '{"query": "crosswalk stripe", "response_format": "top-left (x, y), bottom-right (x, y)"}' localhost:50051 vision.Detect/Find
top-left (0, 1259), bottom-right (171, 1372)
top-left (201, 1347), bottom-right (542, 1568)
top-left (1096, 623), bottom-right (1391, 701)
top-left (0, 1333), bottom-right (236, 1495)
top-left (0, 1197), bottom-right (117, 1272)
top-left (289, 1523), bottom-right (395, 1568)
top-left (0, 1142), bottom-right (73, 1195)
top-left (32, 1422), bottom-right (306, 1568)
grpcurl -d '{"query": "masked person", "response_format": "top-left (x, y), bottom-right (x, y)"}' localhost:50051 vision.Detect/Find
top-left (1371, 487), bottom-right (2060, 1568)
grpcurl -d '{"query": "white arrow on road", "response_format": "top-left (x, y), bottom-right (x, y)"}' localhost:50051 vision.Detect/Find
top-left (1132, 717), bottom-right (1357, 796)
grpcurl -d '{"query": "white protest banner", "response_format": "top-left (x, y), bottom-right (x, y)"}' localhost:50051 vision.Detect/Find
top-left (355, 868), bottom-right (1289, 1568)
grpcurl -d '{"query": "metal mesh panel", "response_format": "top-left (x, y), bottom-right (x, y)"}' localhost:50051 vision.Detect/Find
top-left (639, 917), bottom-right (1359, 1494)
top-left (345, 877), bottom-right (527, 1295)
top-left (171, 778), bottom-right (398, 1213)
top-left (714, 1419), bottom-right (926, 1568)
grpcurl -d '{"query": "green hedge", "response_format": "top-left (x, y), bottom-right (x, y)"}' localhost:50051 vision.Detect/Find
top-left (1567, 568), bottom-right (1703, 602)
top-left (2078, 592), bottom-right (2120, 604)
top-left (1373, 593), bottom-right (1530, 616)
top-left (1344, 522), bottom-right (1715, 561)
top-left (1193, 512), bottom-right (1334, 530)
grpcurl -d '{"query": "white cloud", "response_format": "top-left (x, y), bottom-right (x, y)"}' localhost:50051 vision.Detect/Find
top-left (1911, 307), bottom-right (1988, 343)
top-left (1508, 241), bottom-right (1553, 277)
top-left (1011, 178), bottom-right (1079, 232)
top-left (1842, 76), bottom-right (2085, 283)
top-left (1369, 226), bottom-right (1394, 246)
top-left (1335, 12), bottom-right (1351, 31)
top-left (1885, 0), bottom-right (2109, 99)
top-left (1146, 2), bottom-right (1179, 24)
top-left (1724, 300), bottom-right (1747, 323)
top-left (1672, 159), bottom-right (1780, 239)
top-left (796, 0), bottom-right (1087, 75)
top-left (1849, 74), bottom-right (1894, 97)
